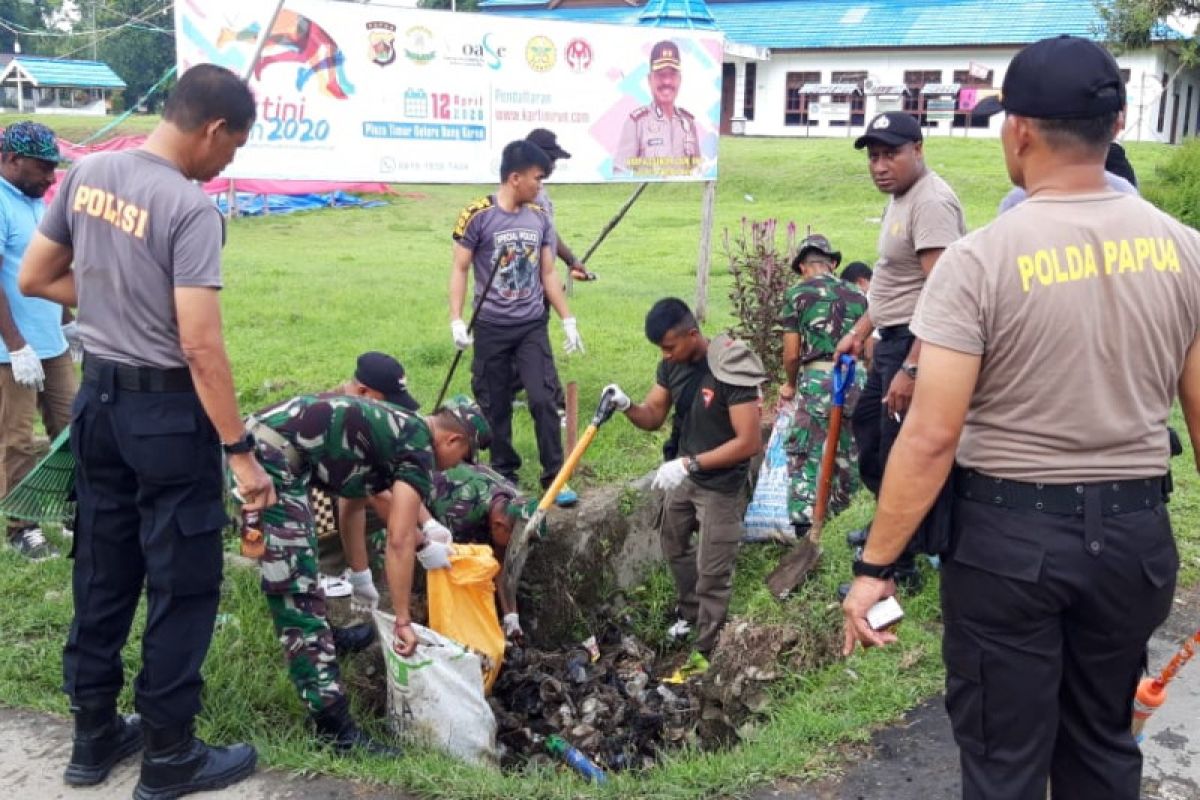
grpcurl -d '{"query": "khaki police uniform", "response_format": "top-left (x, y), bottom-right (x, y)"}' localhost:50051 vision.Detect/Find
top-left (614, 104), bottom-right (700, 176)
top-left (912, 186), bottom-right (1200, 798)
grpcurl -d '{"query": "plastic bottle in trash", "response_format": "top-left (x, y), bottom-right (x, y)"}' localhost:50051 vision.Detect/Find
top-left (240, 509), bottom-right (265, 559)
top-left (545, 734), bottom-right (607, 783)
top-left (1131, 678), bottom-right (1166, 742)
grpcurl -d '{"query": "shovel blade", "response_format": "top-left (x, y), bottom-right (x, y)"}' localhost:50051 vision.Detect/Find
top-left (766, 539), bottom-right (822, 600)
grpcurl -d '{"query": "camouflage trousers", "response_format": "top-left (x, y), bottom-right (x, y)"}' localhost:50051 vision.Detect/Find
top-left (249, 443), bottom-right (344, 715)
top-left (785, 368), bottom-right (861, 527)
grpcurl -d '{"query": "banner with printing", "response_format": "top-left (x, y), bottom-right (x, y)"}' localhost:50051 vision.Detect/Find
top-left (175, 0), bottom-right (723, 183)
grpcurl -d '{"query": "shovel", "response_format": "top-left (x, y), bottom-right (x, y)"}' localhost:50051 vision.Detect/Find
top-left (766, 355), bottom-right (857, 599)
top-left (500, 387), bottom-right (620, 610)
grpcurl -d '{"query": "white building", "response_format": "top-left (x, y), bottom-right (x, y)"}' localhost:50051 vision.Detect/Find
top-left (482, 0), bottom-right (1200, 144)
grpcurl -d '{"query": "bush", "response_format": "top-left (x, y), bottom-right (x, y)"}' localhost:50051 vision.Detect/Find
top-left (723, 218), bottom-right (799, 386)
top-left (1144, 138), bottom-right (1200, 228)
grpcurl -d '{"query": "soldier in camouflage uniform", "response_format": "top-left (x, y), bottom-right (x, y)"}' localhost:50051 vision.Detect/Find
top-left (239, 393), bottom-right (487, 754)
top-left (778, 234), bottom-right (868, 536)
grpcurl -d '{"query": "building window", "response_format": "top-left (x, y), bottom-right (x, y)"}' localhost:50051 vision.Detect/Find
top-left (785, 71), bottom-right (820, 126)
top-left (951, 68), bottom-right (994, 129)
top-left (1158, 72), bottom-right (1169, 133)
top-left (904, 70), bottom-right (942, 127)
top-left (830, 70), bottom-right (867, 126)
top-left (744, 63), bottom-right (756, 121)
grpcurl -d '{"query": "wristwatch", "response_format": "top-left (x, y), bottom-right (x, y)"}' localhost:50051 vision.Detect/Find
top-left (687, 457), bottom-right (702, 475)
top-left (222, 431), bottom-right (256, 455)
top-left (852, 559), bottom-right (897, 580)
top-left (901, 363), bottom-right (918, 379)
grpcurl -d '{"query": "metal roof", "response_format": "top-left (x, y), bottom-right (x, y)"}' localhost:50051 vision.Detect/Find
top-left (637, 0), bottom-right (719, 29)
top-left (1, 56), bottom-right (126, 89)
top-left (480, 0), bottom-right (1187, 50)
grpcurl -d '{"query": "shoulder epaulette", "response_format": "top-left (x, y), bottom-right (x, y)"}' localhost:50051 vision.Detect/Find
top-left (630, 105), bottom-right (651, 121)
top-left (677, 107), bottom-right (696, 121)
top-left (452, 196), bottom-right (494, 240)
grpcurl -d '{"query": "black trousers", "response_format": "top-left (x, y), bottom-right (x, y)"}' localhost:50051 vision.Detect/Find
top-left (62, 364), bottom-right (228, 726)
top-left (942, 493), bottom-right (1177, 799)
top-left (851, 330), bottom-right (918, 568)
top-left (509, 309), bottom-right (566, 411)
top-left (472, 316), bottom-right (564, 486)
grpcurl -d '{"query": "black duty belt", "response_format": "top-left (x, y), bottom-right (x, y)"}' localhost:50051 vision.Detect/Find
top-left (954, 469), bottom-right (1167, 516)
top-left (877, 324), bottom-right (912, 342)
top-left (82, 357), bottom-right (194, 393)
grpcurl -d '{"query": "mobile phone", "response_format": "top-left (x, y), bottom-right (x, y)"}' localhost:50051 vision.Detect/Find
top-left (867, 596), bottom-right (904, 631)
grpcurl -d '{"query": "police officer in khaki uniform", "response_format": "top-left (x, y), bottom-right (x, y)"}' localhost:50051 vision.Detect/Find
top-left (842, 36), bottom-right (1200, 799)
top-left (614, 40), bottom-right (699, 177)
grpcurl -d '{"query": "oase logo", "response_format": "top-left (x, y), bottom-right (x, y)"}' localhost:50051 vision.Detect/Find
top-left (462, 33), bottom-right (506, 70)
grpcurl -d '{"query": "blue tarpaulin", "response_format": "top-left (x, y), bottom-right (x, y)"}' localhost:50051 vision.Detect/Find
top-left (214, 191), bottom-right (386, 217)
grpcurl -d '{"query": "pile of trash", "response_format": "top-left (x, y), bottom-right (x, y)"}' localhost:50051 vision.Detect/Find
top-left (490, 630), bottom-right (702, 773)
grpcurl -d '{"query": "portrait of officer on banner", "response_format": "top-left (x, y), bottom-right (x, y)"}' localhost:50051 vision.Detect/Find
top-left (613, 39), bottom-right (702, 178)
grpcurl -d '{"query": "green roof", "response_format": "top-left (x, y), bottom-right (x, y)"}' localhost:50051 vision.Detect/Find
top-left (3, 56), bottom-right (126, 89)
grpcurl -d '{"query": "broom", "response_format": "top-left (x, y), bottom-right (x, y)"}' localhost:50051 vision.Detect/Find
top-left (0, 428), bottom-right (75, 527)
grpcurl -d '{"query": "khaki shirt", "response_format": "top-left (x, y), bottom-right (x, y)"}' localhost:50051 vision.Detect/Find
top-left (868, 170), bottom-right (965, 328)
top-left (911, 191), bottom-right (1200, 482)
top-left (614, 104), bottom-right (699, 176)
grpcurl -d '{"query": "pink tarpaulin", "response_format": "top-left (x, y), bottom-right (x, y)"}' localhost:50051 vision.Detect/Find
top-left (42, 133), bottom-right (393, 201)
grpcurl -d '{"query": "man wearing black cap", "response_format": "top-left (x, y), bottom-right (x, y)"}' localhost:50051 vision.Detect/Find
top-left (842, 35), bottom-right (1200, 799)
top-left (526, 129), bottom-right (593, 283)
top-left (614, 39), bottom-right (699, 176)
top-left (333, 351), bottom-right (424, 614)
top-left (834, 109), bottom-right (965, 589)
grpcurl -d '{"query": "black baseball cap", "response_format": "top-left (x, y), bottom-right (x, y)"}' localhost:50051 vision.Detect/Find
top-left (854, 112), bottom-right (923, 149)
top-left (355, 351), bottom-right (419, 411)
top-left (526, 128), bottom-right (571, 160)
top-left (973, 35), bottom-right (1125, 120)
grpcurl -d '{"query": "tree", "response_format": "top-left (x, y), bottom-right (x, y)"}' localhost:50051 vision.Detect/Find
top-left (89, 0), bottom-right (175, 112)
top-left (1096, 0), bottom-right (1200, 58)
top-left (0, 1), bottom-right (66, 55)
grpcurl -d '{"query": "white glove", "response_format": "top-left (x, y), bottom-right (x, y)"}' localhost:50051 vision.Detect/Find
top-left (9, 345), bottom-right (44, 390)
top-left (61, 322), bottom-right (83, 363)
top-left (450, 319), bottom-right (473, 350)
top-left (416, 540), bottom-right (453, 571)
top-left (652, 458), bottom-right (690, 492)
top-left (502, 612), bottom-right (523, 640)
top-left (421, 517), bottom-right (452, 545)
top-left (562, 317), bottom-right (585, 354)
top-left (348, 568), bottom-right (379, 613)
top-left (602, 383), bottom-right (631, 412)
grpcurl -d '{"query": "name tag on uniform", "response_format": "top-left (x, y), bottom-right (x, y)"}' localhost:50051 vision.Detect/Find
top-left (648, 138), bottom-right (664, 146)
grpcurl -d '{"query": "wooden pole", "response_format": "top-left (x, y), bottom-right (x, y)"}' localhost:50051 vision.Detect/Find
top-left (226, 181), bottom-right (236, 219)
top-left (241, 0), bottom-right (287, 83)
top-left (694, 180), bottom-right (717, 322)
top-left (565, 381), bottom-right (578, 452)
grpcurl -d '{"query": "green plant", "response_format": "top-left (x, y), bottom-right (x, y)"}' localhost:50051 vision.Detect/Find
top-left (723, 218), bottom-right (798, 384)
top-left (1143, 138), bottom-right (1200, 228)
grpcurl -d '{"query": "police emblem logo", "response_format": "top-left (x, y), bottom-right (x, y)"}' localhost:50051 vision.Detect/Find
top-left (367, 21), bottom-right (397, 67)
top-left (873, 115), bottom-right (891, 130)
top-left (525, 35), bottom-right (556, 72)
top-left (564, 38), bottom-right (592, 73)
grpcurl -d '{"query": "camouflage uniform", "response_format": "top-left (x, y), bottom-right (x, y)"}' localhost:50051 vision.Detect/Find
top-left (428, 463), bottom-right (519, 544)
top-left (778, 273), bottom-right (868, 526)
top-left (244, 394), bottom-right (436, 715)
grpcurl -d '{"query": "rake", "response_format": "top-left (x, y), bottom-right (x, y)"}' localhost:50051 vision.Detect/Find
top-left (0, 428), bottom-right (75, 528)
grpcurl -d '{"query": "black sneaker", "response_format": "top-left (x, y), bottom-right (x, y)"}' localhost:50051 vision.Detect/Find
top-left (332, 623), bottom-right (375, 656)
top-left (9, 527), bottom-right (58, 560)
top-left (64, 709), bottom-right (143, 786)
top-left (134, 723), bottom-right (256, 800)
top-left (313, 701), bottom-right (401, 757)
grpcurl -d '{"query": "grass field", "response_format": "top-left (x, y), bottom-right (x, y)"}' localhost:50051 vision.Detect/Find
top-left (0, 128), bottom-right (1197, 798)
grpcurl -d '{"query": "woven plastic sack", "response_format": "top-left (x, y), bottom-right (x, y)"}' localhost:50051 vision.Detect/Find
top-left (426, 544), bottom-right (506, 691)
top-left (742, 402), bottom-right (796, 542)
top-left (374, 611), bottom-right (499, 767)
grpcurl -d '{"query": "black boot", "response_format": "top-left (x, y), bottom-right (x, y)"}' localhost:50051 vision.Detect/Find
top-left (332, 622), bottom-right (376, 656)
top-left (312, 699), bottom-right (401, 757)
top-left (63, 705), bottom-right (143, 786)
top-left (133, 721), bottom-right (257, 800)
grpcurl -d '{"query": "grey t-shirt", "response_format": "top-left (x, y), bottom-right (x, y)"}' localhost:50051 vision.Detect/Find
top-left (998, 171), bottom-right (1138, 214)
top-left (40, 149), bottom-right (224, 369)
top-left (451, 195), bottom-right (552, 325)
top-left (533, 187), bottom-right (557, 254)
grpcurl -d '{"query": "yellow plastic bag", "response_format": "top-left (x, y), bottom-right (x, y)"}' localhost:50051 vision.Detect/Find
top-left (426, 544), bottom-right (505, 692)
